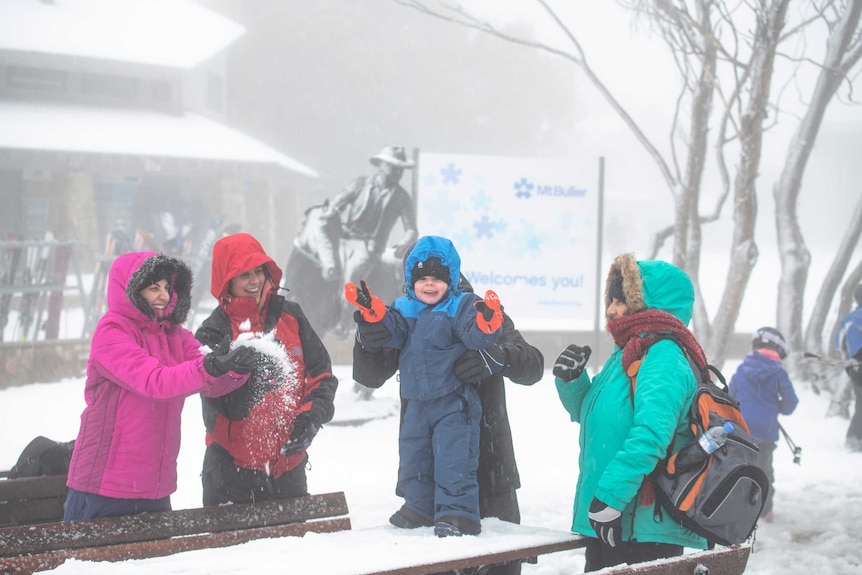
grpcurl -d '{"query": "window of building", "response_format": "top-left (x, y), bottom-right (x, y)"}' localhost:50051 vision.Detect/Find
top-left (6, 66), bottom-right (67, 92)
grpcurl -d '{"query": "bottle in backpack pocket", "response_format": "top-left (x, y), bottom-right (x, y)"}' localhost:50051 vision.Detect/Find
top-left (675, 422), bottom-right (735, 471)
top-left (699, 422), bottom-right (734, 454)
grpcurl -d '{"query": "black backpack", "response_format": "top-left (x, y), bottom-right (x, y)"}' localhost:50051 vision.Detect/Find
top-left (629, 339), bottom-right (769, 546)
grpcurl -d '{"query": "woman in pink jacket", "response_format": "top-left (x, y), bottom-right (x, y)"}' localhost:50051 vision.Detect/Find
top-left (64, 252), bottom-right (256, 521)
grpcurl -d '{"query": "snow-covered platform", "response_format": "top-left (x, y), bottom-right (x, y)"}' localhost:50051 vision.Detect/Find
top-left (41, 518), bottom-right (586, 574)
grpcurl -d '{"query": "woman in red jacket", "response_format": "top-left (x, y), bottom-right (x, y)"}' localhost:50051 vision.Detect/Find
top-left (195, 233), bottom-right (338, 506)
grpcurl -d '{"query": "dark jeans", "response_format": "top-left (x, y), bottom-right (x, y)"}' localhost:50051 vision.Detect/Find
top-left (584, 538), bottom-right (683, 572)
top-left (63, 487), bottom-right (171, 521)
top-left (202, 443), bottom-right (308, 506)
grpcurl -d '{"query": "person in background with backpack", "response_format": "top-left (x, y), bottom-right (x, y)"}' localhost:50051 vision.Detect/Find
top-left (729, 327), bottom-right (799, 523)
top-left (836, 284), bottom-right (862, 452)
top-left (553, 253), bottom-right (709, 572)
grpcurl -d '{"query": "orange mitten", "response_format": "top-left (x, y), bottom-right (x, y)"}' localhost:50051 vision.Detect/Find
top-left (344, 280), bottom-right (386, 323)
top-left (474, 289), bottom-right (503, 334)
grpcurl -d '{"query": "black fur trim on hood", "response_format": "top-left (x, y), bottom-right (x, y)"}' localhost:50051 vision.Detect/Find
top-left (125, 254), bottom-right (193, 325)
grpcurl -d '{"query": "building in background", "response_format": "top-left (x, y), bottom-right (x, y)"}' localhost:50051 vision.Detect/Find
top-left (0, 0), bottom-right (316, 273)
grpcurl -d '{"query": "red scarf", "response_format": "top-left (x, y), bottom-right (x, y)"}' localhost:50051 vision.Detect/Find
top-left (607, 308), bottom-right (707, 372)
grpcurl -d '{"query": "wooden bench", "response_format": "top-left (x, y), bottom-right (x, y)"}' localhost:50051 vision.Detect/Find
top-left (598, 545), bottom-right (752, 575)
top-left (0, 473), bottom-right (68, 528)
top-left (0, 491), bottom-right (351, 574)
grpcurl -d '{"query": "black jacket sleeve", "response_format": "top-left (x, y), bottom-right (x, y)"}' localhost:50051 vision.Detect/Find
top-left (285, 299), bottom-right (338, 426)
top-left (352, 342), bottom-right (400, 389)
top-left (496, 311), bottom-right (544, 386)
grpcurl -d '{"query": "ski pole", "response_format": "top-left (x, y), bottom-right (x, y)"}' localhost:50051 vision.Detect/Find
top-left (803, 352), bottom-right (860, 369)
top-left (778, 422), bottom-right (801, 465)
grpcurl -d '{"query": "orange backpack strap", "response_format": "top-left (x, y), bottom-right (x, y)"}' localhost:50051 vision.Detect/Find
top-left (627, 358), bottom-right (643, 401)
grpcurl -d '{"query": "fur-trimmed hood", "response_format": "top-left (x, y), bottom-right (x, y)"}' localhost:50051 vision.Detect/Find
top-left (605, 253), bottom-right (694, 325)
top-left (109, 251), bottom-right (193, 325)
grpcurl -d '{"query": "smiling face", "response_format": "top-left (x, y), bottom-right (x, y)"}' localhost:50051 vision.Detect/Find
top-left (413, 275), bottom-right (449, 305)
top-left (140, 279), bottom-right (171, 317)
top-left (229, 266), bottom-right (266, 304)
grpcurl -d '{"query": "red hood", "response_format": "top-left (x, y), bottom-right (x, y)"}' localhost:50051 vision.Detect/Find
top-left (210, 233), bottom-right (282, 302)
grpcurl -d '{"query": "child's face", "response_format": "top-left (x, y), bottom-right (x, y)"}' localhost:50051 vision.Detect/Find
top-left (414, 275), bottom-right (448, 305)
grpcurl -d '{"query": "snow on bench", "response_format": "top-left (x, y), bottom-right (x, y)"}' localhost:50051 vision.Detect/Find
top-left (5, 518), bottom-right (586, 575)
top-left (0, 491), bottom-right (351, 574)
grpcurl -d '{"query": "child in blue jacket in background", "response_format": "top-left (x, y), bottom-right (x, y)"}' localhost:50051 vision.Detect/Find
top-left (730, 327), bottom-right (799, 522)
top-left (345, 235), bottom-right (504, 537)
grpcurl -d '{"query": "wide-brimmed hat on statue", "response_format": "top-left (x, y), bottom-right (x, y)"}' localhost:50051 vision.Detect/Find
top-left (369, 146), bottom-right (415, 168)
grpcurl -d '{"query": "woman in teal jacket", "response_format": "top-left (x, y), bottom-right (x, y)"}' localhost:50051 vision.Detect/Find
top-left (553, 253), bottom-right (708, 571)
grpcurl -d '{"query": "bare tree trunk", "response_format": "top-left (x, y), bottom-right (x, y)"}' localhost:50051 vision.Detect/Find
top-left (683, 5), bottom-right (717, 338)
top-left (777, 0), bottom-right (862, 360)
top-left (708, 1), bottom-right (789, 365)
top-left (805, 197), bottom-right (862, 355)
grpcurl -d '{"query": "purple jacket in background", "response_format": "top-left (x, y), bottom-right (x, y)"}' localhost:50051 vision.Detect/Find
top-left (729, 350), bottom-right (799, 444)
top-left (66, 251), bottom-right (247, 500)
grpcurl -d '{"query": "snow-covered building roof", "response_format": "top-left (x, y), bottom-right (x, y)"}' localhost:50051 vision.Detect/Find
top-left (0, 101), bottom-right (318, 178)
top-left (0, 1), bottom-right (317, 179)
top-left (0, 0), bottom-right (244, 69)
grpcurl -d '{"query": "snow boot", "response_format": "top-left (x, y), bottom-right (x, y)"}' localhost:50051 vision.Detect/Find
top-left (389, 505), bottom-right (433, 529)
top-left (434, 515), bottom-right (481, 537)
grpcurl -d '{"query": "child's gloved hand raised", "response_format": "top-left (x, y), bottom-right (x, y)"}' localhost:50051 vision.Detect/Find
top-left (474, 290), bottom-right (503, 334)
top-left (344, 280), bottom-right (386, 323)
top-left (353, 310), bottom-right (390, 350)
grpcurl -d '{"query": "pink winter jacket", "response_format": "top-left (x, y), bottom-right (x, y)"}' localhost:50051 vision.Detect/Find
top-left (66, 251), bottom-right (248, 500)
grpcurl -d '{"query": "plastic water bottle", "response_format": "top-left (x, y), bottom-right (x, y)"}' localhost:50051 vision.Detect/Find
top-left (674, 422), bottom-right (736, 470)
top-left (698, 422), bottom-right (735, 455)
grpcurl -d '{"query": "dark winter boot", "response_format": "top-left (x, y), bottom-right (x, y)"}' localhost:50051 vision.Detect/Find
top-left (389, 505), bottom-right (433, 529)
top-left (434, 515), bottom-right (481, 537)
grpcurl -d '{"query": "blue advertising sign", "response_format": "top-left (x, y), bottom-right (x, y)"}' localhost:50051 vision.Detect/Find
top-left (417, 153), bottom-right (598, 331)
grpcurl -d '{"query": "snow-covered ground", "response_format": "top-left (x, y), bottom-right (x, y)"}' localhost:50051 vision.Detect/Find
top-left (1, 362), bottom-right (860, 574)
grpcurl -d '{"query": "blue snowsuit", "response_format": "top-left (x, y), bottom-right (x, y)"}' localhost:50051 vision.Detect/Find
top-left (380, 236), bottom-right (502, 526)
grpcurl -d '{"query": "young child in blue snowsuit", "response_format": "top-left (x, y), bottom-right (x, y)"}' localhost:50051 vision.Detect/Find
top-left (729, 327), bottom-right (799, 522)
top-left (345, 235), bottom-right (504, 537)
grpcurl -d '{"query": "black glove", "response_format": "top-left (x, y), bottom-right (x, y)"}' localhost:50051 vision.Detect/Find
top-left (588, 497), bottom-right (622, 547)
top-left (204, 336), bottom-right (257, 377)
top-left (354, 310), bottom-right (390, 350)
top-left (453, 345), bottom-right (507, 385)
top-left (281, 413), bottom-right (320, 456)
top-left (553, 344), bottom-right (592, 382)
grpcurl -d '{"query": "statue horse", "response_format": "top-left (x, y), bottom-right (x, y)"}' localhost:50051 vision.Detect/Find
top-left (282, 200), bottom-right (404, 339)
top-left (282, 200), bottom-right (344, 336)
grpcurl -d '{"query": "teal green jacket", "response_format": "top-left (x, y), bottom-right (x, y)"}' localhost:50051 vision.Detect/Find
top-left (556, 260), bottom-right (708, 549)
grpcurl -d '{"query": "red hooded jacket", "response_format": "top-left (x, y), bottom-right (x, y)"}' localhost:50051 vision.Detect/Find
top-left (195, 233), bottom-right (337, 477)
